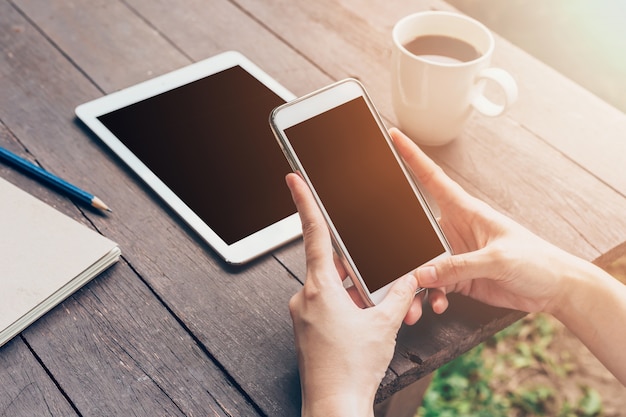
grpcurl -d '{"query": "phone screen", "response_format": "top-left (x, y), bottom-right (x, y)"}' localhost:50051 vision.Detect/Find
top-left (285, 96), bottom-right (446, 292)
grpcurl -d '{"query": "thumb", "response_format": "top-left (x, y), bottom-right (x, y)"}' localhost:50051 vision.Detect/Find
top-left (377, 275), bottom-right (419, 324)
top-left (416, 248), bottom-right (502, 288)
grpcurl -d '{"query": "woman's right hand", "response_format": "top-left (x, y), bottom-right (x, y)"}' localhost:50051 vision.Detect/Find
top-left (390, 128), bottom-right (579, 317)
top-left (392, 127), bottom-right (626, 384)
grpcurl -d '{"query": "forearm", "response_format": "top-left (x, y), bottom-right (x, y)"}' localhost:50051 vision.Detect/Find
top-left (547, 256), bottom-right (626, 385)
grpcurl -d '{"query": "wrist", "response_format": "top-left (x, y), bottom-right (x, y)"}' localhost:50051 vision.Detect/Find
top-left (544, 255), bottom-right (608, 321)
top-left (302, 393), bottom-right (375, 417)
top-left (298, 360), bottom-right (382, 417)
top-left (541, 254), bottom-right (626, 384)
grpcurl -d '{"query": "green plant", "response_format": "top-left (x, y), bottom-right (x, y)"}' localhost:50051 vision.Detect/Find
top-left (417, 314), bottom-right (604, 417)
top-left (419, 344), bottom-right (511, 417)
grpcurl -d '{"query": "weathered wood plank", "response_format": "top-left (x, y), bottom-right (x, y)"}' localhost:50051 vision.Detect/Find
top-left (25, 262), bottom-right (261, 416)
top-left (14, 0), bottom-right (191, 93)
top-left (333, 0), bottom-right (626, 198)
top-left (8, 0), bottom-right (310, 415)
top-left (0, 123), bottom-right (258, 416)
top-left (0, 325), bottom-right (77, 416)
top-left (1, 2), bottom-right (264, 416)
top-left (228, 0), bottom-right (626, 260)
top-left (429, 0), bottom-right (626, 197)
top-left (0, 124), bottom-right (93, 417)
top-left (230, 0), bottom-right (626, 264)
top-left (427, 114), bottom-right (626, 261)
top-left (123, 0), bottom-right (331, 97)
top-left (233, 0), bottom-right (406, 115)
top-left (487, 19), bottom-right (626, 199)
top-left (124, 0), bottom-right (626, 404)
top-left (5, 0), bottom-right (626, 415)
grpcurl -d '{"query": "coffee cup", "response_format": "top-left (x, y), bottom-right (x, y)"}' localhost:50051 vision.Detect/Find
top-left (391, 11), bottom-right (518, 146)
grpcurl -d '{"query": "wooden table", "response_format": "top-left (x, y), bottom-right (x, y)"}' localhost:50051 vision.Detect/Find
top-left (2, 1), bottom-right (626, 415)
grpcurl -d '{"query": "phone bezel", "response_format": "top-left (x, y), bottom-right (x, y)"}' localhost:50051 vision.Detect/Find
top-left (270, 78), bottom-right (451, 305)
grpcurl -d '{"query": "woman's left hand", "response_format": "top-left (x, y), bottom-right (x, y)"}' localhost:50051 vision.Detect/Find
top-left (286, 172), bottom-right (420, 417)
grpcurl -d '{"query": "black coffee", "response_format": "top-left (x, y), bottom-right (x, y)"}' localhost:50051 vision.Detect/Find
top-left (403, 34), bottom-right (481, 64)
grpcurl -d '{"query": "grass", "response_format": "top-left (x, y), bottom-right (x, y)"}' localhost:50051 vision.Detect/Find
top-left (417, 314), bottom-right (604, 417)
top-left (415, 256), bottom-right (626, 416)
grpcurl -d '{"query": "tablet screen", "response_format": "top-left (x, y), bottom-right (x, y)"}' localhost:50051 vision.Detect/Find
top-left (97, 65), bottom-right (296, 245)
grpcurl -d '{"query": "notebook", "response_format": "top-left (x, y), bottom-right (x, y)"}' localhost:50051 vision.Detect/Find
top-left (0, 176), bottom-right (121, 348)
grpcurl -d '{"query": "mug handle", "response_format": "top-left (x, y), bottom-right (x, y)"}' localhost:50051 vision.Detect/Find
top-left (471, 68), bottom-right (518, 117)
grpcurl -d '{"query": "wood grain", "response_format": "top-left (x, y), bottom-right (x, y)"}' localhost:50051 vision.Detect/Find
top-left (2, 0), bottom-right (626, 414)
top-left (7, 0), bottom-right (308, 415)
top-left (0, 331), bottom-right (77, 416)
top-left (227, 0), bottom-right (626, 400)
top-left (2, 1), bottom-right (264, 415)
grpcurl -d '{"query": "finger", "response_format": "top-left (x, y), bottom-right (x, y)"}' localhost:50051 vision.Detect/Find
top-left (427, 288), bottom-right (450, 314)
top-left (377, 275), bottom-right (419, 325)
top-left (416, 248), bottom-right (502, 289)
top-left (286, 173), bottom-right (336, 282)
top-left (389, 128), bottom-right (464, 205)
top-left (403, 290), bottom-right (426, 325)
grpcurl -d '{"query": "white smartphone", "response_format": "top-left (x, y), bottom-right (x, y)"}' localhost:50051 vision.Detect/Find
top-left (270, 78), bottom-right (451, 306)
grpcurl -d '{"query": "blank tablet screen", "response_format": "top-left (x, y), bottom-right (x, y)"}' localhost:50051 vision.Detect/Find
top-left (97, 65), bottom-right (295, 244)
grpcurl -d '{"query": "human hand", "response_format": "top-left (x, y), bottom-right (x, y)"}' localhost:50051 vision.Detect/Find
top-left (390, 128), bottom-right (577, 316)
top-left (286, 172), bottom-right (419, 417)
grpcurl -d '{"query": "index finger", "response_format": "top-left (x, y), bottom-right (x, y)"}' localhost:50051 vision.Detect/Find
top-left (389, 128), bottom-right (465, 205)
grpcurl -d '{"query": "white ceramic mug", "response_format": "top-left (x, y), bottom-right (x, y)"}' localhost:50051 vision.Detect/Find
top-left (392, 11), bottom-right (518, 146)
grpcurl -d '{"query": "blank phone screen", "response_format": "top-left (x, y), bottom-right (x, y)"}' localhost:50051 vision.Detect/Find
top-left (285, 97), bottom-right (446, 292)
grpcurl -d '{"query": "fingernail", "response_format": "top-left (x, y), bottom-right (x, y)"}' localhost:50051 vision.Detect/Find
top-left (417, 266), bottom-right (438, 285)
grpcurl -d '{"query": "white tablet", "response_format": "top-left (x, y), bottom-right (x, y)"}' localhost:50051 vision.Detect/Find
top-left (76, 51), bottom-right (301, 264)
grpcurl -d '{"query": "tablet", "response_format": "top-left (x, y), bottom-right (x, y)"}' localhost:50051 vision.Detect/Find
top-left (76, 51), bottom-right (301, 264)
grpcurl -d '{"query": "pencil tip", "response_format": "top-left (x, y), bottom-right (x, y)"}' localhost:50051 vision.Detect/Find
top-left (92, 196), bottom-right (112, 213)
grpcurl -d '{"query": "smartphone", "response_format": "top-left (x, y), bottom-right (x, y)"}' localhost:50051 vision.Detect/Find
top-left (270, 78), bottom-right (451, 306)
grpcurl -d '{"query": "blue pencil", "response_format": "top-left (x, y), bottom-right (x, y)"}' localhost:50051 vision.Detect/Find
top-left (0, 146), bottom-right (111, 212)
